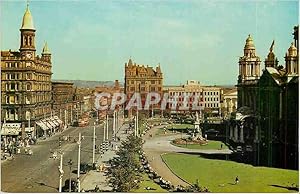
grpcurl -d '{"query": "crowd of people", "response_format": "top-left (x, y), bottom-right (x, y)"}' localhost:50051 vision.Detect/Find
top-left (1, 136), bottom-right (37, 160)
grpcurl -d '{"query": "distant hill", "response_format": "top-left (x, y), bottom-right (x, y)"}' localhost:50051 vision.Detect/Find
top-left (52, 80), bottom-right (124, 88)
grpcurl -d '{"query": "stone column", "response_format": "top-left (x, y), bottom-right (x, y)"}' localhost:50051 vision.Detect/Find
top-left (234, 125), bottom-right (238, 142)
top-left (255, 125), bottom-right (259, 142)
top-left (229, 125), bottom-right (233, 139)
top-left (240, 125), bottom-right (244, 143)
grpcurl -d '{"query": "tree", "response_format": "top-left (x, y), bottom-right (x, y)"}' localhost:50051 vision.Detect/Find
top-left (107, 134), bottom-right (143, 192)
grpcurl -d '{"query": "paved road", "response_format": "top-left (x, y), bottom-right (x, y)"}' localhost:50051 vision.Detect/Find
top-left (144, 133), bottom-right (233, 154)
top-left (1, 117), bottom-right (117, 193)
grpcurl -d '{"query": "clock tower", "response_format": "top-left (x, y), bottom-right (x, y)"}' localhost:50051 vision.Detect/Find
top-left (19, 3), bottom-right (36, 60)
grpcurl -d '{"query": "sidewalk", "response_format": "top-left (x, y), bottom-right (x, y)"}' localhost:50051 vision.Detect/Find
top-left (142, 124), bottom-right (190, 187)
top-left (81, 123), bottom-right (129, 192)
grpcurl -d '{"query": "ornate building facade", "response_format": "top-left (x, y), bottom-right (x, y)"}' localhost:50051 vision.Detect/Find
top-left (231, 26), bottom-right (299, 169)
top-left (124, 59), bottom-right (163, 117)
top-left (1, 5), bottom-right (54, 138)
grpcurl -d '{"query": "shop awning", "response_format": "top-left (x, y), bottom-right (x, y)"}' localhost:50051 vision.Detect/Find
top-left (50, 117), bottom-right (60, 127)
top-left (36, 121), bottom-right (49, 131)
top-left (1, 123), bottom-right (21, 135)
top-left (46, 120), bottom-right (56, 128)
top-left (53, 116), bottom-right (63, 125)
top-left (44, 120), bottom-right (54, 130)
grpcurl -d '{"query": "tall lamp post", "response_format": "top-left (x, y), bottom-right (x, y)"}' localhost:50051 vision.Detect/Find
top-left (68, 159), bottom-right (73, 192)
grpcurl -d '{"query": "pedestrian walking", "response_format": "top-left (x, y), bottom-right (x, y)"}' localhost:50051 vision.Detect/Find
top-left (220, 144), bottom-right (223, 149)
top-left (235, 176), bottom-right (239, 184)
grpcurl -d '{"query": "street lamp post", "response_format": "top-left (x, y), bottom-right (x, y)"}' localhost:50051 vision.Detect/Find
top-left (77, 133), bottom-right (81, 192)
top-left (58, 153), bottom-right (64, 192)
top-left (68, 159), bottom-right (73, 192)
top-left (106, 115), bottom-right (109, 140)
top-left (113, 111), bottom-right (115, 140)
top-left (92, 122), bottom-right (96, 164)
top-left (103, 121), bottom-right (106, 142)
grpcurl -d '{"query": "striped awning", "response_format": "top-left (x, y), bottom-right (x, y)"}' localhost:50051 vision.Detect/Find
top-left (36, 121), bottom-right (49, 131)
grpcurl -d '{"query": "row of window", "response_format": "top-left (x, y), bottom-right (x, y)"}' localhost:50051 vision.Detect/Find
top-left (205, 103), bottom-right (219, 108)
top-left (4, 82), bottom-right (51, 91)
top-left (205, 97), bottom-right (219, 102)
top-left (128, 87), bottom-right (162, 92)
top-left (3, 107), bottom-right (51, 121)
top-left (4, 62), bottom-right (51, 72)
top-left (129, 80), bottom-right (162, 85)
top-left (4, 94), bottom-right (51, 104)
top-left (169, 91), bottom-right (219, 96)
top-left (3, 73), bottom-right (51, 81)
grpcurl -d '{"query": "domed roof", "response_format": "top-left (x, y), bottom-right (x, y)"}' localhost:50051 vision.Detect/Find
top-left (287, 42), bottom-right (297, 57)
top-left (21, 5), bottom-right (35, 30)
top-left (244, 34), bottom-right (255, 49)
top-left (42, 42), bottom-right (51, 54)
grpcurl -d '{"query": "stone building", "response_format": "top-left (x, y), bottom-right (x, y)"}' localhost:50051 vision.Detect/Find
top-left (51, 81), bottom-right (75, 128)
top-left (221, 88), bottom-right (237, 118)
top-left (1, 4), bottom-right (56, 138)
top-left (164, 80), bottom-right (222, 116)
top-left (231, 26), bottom-right (299, 169)
top-left (124, 59), bottom-right (163, 117)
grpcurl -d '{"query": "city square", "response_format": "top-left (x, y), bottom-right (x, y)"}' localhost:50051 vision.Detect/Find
top-left (1, 0), bottom-right (299, 193)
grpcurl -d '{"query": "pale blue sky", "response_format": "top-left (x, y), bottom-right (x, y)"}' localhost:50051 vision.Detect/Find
top-left (1, 0), bottom-right (298, 85)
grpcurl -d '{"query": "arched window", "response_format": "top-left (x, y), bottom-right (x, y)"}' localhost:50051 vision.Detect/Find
top-left (26, 83), bottom-right (31, 91)
top-left (24, 36), bottom-right (28, 45)
top-left (29, 36), bottom-right (32, 46)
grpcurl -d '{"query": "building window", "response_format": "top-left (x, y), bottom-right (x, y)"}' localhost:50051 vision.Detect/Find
top-left (10, 83), bottom-right (15, 90)
top-left (26, 83), bottom-right (31, 91)
top-left (151, 80), bottom-right (155, 84)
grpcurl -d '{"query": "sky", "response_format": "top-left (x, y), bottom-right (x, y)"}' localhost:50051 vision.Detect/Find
top-left (1, 0), bottom-right (298, 85)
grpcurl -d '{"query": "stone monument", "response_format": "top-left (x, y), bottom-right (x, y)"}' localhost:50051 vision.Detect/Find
top-left (194, 111), bottom-right (203, 139)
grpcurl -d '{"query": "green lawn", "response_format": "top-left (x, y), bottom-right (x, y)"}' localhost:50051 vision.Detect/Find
top-left (132, 174), bottom-right (167, 193)
top-left (162, 153), bottom-right (299, 192)
top-left (171, 140), bottom-right (229, 150)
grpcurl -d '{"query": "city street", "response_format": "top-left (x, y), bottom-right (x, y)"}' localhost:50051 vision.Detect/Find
top-left (1, 118), bottom-right (114, 192)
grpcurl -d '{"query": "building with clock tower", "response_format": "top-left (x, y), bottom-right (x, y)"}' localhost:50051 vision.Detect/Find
top-left (1, 4), bottom-right (54, 139)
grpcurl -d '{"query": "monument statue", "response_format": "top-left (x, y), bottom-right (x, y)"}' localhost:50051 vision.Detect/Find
top-left (194, 111), bottom-right (203, 139)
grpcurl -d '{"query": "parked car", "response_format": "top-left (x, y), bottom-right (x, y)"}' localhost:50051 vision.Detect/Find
top-left (204, 129), bottom-right (219, 139)
top-left (236, 146), bottom-right (243, 152)
top-left (80, 163), bottom-right (89, 174)
top-left (245, 145), bottom-right (253, 152)
top-left (62, 178), bottom-right (77, 192)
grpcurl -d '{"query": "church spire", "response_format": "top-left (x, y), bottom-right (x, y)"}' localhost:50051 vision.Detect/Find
top-left (42, 41), bottom-right (51, 54)
top-left (20, 1), bottom-right (36, 55)
top-left (21, 1), bottom-right (35, 30)
top-left (41, 41), bottom-right (51, 62)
